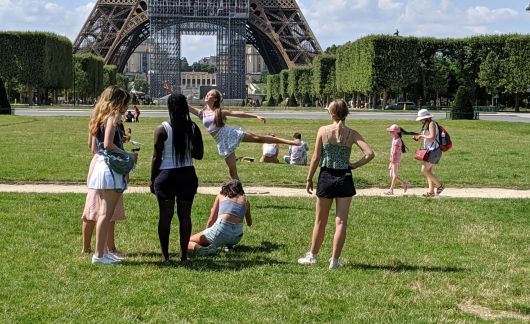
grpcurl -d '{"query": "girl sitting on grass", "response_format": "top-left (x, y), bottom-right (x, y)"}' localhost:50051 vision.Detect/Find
top-left (187, 179), bottom-right (252, 255)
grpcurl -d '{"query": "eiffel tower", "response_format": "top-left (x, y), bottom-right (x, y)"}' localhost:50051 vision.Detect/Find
top-left (74, 0), bottom-right (322, 99)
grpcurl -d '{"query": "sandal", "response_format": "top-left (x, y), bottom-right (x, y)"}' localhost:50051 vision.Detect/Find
top-left (422, 192), bottom-right (435, 197)
top-left (384, 189), bottom-right (394, 195)
top-left (436, 184), bottom-right (445, 195)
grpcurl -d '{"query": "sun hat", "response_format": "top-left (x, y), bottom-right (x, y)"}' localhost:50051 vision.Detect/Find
top-left (416, 108), bottom-right (432, 121)
top-left (386, 124), bottom-right (401, 132)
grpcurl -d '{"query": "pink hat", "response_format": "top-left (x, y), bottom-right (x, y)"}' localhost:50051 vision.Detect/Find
top-left (386, 124), bottom-right (401, 132)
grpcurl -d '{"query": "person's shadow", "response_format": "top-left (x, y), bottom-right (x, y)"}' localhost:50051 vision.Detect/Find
top-left (349, 260), bottom-right (466, 273)
top-left (124, 241), bottom-right (285, 271)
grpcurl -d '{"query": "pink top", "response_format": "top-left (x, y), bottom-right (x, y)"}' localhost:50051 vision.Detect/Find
top-left (389, 137), bottom-right (402, 163)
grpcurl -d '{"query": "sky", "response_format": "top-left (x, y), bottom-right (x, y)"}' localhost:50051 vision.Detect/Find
top-left (1, 0), bottom-right (530, 63)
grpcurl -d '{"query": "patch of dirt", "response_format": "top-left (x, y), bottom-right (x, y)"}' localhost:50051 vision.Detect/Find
top-left (459, 300), bottom-right (530, 321)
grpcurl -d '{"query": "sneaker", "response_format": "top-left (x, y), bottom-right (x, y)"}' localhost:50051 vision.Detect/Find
top-left (297, 252), bottom-right (318, 265)
top-left (328, 258), bottom-right (343, 270)
top-left (104, 252), bottom-right (124, 262)
top-left (92, 254), bottom-right (120, 265)
top-left (196, 244), bottom-right (217, 256)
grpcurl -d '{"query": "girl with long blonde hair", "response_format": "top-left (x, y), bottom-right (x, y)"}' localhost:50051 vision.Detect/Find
top-left (87, 85), bottom-right (132, 265)
top-left (299, 99), bottom-right (375, 270)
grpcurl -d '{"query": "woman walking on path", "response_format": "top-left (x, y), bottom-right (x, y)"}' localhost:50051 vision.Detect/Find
top-left (150, 93), bottom-right (204, 264)
top-left (163, 81), bottom-right (298, 180)
top-left (87, 86), bottom-right (132, 265)
top-left (298, 99), bottom-right (374, 270)
top-left (384, 124), bottom-right (410, 195)
top-left (412, 109), bottom-right (444, 197)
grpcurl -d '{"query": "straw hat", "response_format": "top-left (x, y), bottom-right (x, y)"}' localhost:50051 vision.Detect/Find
top-left (386, 124), bottom-right (401, 132)
top-left (416, 108), bottom-right (432, 121)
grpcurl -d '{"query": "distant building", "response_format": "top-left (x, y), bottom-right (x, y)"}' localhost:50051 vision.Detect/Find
top-left (123, 41), bottom-right (150, 80)
top-left (246, 45), bottom-right (267, 82)
top-left (180, 71), bottom-right (216, 99)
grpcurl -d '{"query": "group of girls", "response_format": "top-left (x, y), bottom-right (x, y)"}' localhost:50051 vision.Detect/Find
top-left (83, 84), bottom-right (443, 269)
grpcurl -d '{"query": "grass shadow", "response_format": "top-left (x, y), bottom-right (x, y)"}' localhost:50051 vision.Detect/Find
top-left (350, 262), bottom-right (467, 273)
top-left (227, 241), bottom-right (284, 253)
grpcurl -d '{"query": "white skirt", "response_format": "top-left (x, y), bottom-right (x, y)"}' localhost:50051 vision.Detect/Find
top-left (215, 125), bottom-right (245, 158)
top-left (88, 155), bottom-right (128, 191)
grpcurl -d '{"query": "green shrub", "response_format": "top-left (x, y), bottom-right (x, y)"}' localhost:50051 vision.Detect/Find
top-left (452, 85), bottom-right (474, 119)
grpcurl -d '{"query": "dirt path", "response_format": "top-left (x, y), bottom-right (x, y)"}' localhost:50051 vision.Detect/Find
top-left (1, 184), bottom-right (529, 199)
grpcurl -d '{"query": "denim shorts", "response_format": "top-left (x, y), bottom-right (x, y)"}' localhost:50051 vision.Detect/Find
top-left (203, 219), bottom-right (244, 247)
top-left (426, 148), bottom-right (442, 164)
top-left (316, 167), bottom-right (356, 198)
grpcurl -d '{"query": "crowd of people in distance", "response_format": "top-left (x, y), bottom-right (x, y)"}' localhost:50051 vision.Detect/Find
top-left (83, 83), bottom-right (445, 269)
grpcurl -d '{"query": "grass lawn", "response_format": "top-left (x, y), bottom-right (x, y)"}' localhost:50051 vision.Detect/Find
top-left (0, 115), bottom-right (529, 188)
top-left (0, 193), bottom-right (528, 322)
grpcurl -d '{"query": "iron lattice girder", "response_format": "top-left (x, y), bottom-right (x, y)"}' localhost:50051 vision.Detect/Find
top-left (74, 0), bottom-right (322, 81)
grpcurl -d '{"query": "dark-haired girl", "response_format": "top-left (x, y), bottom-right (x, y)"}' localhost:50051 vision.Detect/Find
top-left (150, 93), bottom-right (204, 263)
top-left (384, 124), bottom-right (410, 195)
top-left (187, 179), bottom-right (252, 255)
top-left (163, 81), bottom-right (298, 180)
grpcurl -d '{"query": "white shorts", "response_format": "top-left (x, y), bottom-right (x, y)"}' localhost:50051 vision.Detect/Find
top-left (87, 155), bottom-right (128, 191)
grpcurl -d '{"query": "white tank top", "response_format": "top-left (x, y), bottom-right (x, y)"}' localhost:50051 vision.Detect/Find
top-left (160, 121), bottom-right (193, 169)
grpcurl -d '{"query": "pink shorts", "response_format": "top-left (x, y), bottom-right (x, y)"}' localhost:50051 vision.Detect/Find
top-left (389, 163), bottom-right (399, 178)
top-left (82, 189), bottom-right (125, 222)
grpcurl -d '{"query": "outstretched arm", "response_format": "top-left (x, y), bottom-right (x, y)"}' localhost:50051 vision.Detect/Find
top-left (223, 110), bottom-right (266, 123)
top-left (163, 80), bottom-right (201, 117)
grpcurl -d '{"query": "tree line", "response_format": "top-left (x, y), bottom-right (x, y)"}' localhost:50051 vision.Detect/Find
top-left (265, 34), bottom-right (530, 113)
top-left (0, 31), bottom-right (130, 108)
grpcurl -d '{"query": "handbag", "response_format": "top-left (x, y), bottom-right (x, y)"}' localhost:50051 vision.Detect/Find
top-left (103, 150), bottom-right (136, 175)
top-left (414, 148), bottom-right (429, 161)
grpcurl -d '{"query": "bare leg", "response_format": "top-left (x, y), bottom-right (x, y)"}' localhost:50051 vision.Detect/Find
top-left (225, 153), bottom-right (239, 180)
top-left (188, 232), bottom-right (210, 252)
top-left (176, 199), bottom-right (193, 262)
top-left (106, 221), bottom-right (116, 252)
top-left (242, 132), bottom-right (298, 145)
top-left (158, 199), bottom-right (175, 261)
top-left (422, 162), bottom-right (440, 193)
top-left (331, 197), bottom-right (352, 259)
top-left (309, 198), bottom-right (333, 255)
top-left (95, 190), bottom-right (121, 258)
top-left (82, 220), bottom-right (95, 253)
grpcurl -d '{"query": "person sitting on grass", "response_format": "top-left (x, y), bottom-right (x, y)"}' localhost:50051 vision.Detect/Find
top-left (188, 179), bottom-right (252, 255)
top-left (283, 132), bottom-right (309, 165)
top-left (260, 134), bottom-right (280, 163)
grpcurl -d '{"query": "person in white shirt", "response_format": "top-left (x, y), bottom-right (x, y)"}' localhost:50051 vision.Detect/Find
top-left (284, 132), bottom-right (309, 165)
top-left (260, 134), bottom-right (280, 163)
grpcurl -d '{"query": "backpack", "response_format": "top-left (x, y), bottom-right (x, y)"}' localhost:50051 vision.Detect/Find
top-left (436, 122), bottom-right (452, 151)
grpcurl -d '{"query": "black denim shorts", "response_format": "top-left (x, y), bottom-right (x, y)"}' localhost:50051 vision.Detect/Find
top-left (316, 167), bottom-right (356, 198)
top-left (154, 167), bottom-right (198, 201)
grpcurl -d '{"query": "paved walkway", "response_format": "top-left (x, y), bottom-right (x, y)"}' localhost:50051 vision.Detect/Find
top-left (1, 184), bottom-right (529, 199)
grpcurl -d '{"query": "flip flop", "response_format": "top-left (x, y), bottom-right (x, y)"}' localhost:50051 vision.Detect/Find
top-left (384, 190), bottom-right (394, 195)
top-left (436, 184), bottom-right (445, 195)
top-left (422, 192), bottom-right (435, 197)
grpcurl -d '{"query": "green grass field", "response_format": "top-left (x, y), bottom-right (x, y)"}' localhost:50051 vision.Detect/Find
top-left (1, 115), bottom-right (529, 188)
top-left (0, 193), bottom-right (528, 322)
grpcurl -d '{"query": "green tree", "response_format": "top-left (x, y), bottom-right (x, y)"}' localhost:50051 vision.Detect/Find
top-left (452, 85), bottom-right (474, 119)
top-left (133, 79), bottom-right (149, 93)
top-left (288, 66), bottom-right (312, 106)
top-left (501, 36), bottom-right (530, 112)
top-left (103, 65), bottom-right (117, 88)
top-left (73, 53), bottom-right (104, 101)
top-left (312, 55), bottom-right (336, 105)
top-left (477, 52), bottom-right (503, 106)
top-left (116, 74), bottom-right (130, 91)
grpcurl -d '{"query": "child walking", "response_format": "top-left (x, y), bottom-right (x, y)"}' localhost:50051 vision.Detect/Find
top-left (385, 124), bottom-right (410, 195)
top-left (163, 81), bottom-right (298, 180)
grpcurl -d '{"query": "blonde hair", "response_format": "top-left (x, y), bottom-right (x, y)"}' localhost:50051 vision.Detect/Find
top-left (88, 86), bottom-right (130, 136)
top-left (206, 89), bottom-right (225, 128)
top-left (327, 99), bottom-right (349, 142)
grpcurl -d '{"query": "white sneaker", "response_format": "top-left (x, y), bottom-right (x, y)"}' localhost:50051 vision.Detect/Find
top-left (196, 244), bottom-right (217, 256)
top-left (297, 252), bottom-right (318, 265)
top-left (92, 254), bottom-right (120, 265)
top-left (104, 252), bottom-right (124, 262)
top-left (328, 258), bottom-right (343, 270)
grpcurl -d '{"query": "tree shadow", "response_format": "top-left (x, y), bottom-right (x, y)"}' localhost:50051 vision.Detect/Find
top-left (349, 262), bottom-right (467, 273)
